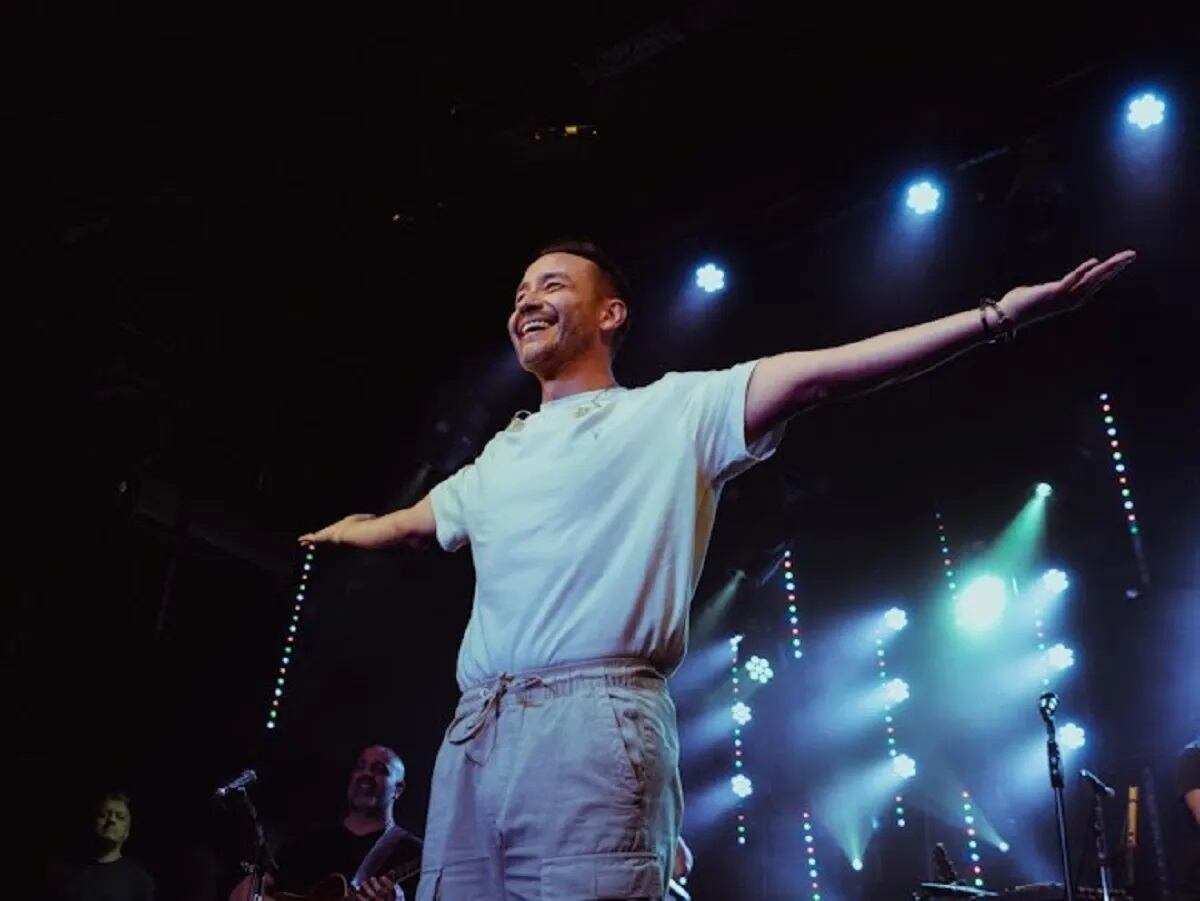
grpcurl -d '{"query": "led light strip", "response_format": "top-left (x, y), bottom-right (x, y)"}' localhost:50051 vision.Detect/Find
top-left (1098, 392), bottom-right (1149, 583)
top-left (729, 635), bottom-right (753, 844)
top-left (783, 548), bottom-right (802, 659)
top-left (266, 546), bottom-right (314, 731)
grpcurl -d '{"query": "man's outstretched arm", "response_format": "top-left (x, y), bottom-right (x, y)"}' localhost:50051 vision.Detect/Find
top-left (745, 251), bottom-right (1136, 444)
top-left (299, 494), bottom-right (438, 550)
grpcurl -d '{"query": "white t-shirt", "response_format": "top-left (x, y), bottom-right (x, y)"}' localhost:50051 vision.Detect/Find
top-left (429, 360), bottom-right (783, 688)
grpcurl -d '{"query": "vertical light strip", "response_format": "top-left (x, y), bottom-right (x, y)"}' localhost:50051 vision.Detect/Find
top-left (729, 635), bottom-right (753, 844)
top-left (876, 613), bottom-right (912, 821)
top-left (1098, 392), bottom-right (1149, 583)
top-left (934, 512), bottom-right (959, 597)
top-left (783, 548), bottom-right (802, 658)
top-left (266, 546), bottom-right (314, 731)
top-left (803, 811), bottom-right (823, 901)
top-left (961, 790), bottom-right (985, 887)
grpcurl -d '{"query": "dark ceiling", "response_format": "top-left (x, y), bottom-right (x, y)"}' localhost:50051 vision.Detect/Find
top-left (26, 6), bottom-right (1194, 532)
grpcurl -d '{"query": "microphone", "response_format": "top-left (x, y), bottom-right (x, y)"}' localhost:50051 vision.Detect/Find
top-left (1080, 768), bottom-right (1116, 798)
top-left (1038, 691), bottom-right (1059, 723)
top-left (214, 769), bottom-right (257, 798)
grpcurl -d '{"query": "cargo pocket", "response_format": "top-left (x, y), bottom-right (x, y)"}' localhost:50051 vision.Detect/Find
top-left (417, 857), bottom-right (494, 900)
top-left (541, 851), bottom-right (664, 899)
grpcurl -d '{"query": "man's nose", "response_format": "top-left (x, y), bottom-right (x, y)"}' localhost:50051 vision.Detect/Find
top-left (515, 295), bottom-right (543, 315)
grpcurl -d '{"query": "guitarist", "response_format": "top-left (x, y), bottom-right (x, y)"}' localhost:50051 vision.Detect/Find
top-left (229, 745), bottom-right (422, 901)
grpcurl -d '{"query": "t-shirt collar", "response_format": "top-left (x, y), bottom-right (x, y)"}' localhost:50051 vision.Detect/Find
top-left (539, 385), bottom-right (622, 413)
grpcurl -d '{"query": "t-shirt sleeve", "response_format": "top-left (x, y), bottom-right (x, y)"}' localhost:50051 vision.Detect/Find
top-left (673, 360), bottom-right (785, 484)
top-left (428, 462), bottom-right (482, 552)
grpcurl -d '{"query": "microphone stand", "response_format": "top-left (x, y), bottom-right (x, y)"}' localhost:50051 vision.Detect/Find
top-left (1084, 779), bottom-right (1114, 901)
top-left (1040, 695), bottom-right (1076, 901)
top-left (233, 788), bottom-right (277, 901)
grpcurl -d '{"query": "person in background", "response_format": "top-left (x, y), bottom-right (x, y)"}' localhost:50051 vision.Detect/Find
top-left (53, 791), bottom-right (155, 901)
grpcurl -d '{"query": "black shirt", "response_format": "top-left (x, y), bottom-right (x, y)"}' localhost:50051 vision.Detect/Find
top-left (56, 856), bottom-right (154, 901)
top-left (274, 823), bottom-right (422, 896)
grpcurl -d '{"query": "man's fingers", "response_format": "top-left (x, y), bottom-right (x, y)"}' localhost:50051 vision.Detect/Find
top-left (1074, 252), bottom-right (1135, 296)
top-left (1059, 257), bottom-right (1101, 292)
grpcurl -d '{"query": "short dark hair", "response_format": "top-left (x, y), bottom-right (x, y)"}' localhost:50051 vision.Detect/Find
top-left (97, 791), bottom-right (131, 813)
top-left (534, 239), bottom-right (631, 353)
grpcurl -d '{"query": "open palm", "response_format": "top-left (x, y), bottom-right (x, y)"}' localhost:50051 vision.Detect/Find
top-left (1001, 250), bottom-right (1136, 321)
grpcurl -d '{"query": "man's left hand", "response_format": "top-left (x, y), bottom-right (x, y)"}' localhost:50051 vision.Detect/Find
top-left (999, 250), bottom-right (1136, 324)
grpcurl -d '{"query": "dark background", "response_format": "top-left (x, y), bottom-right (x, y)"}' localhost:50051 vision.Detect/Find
top-left (12, 4), bottom-right (1198, 898)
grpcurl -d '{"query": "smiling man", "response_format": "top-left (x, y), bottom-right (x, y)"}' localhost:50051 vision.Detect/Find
top-left (228, 745), bottom-right (422, 901)
top-left (301, 239), bottom-right (1134, 900)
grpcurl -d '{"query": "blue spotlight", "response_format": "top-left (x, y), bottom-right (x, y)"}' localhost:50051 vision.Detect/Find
top-left (745, 655), bottom-right (774, 684)
top-left (1041, 569), bottom-right (1069, 595)
top-left (893, 754), bottom-right (917, 780)
top-left (883, 607), bottom-right (908, 632)
top-left (731, 701), bottom-right (753, 726)
top-left (1045, 643), bottom-right (1075, 671)
top-left (730, 774), bottom-right (754, 798)
top-left (883, 677), bottom-right (911, 705)
top-left (956, 575), bottom-right (1007, 631)
top-left (851, 857), bottom-right (864, 872)
top-left (695, 263), bottom-right (726, 294)
top-left (905, 180), bottom-right (941, 215)
top-left (1059, 722), bottom-right (1086, 751)
top-left (1035, 482), bottom-right (1053, 499)
top-left (1126, 92), bottom-right (1166, 131)
top-left (998, 841), bottom-right (1011, 853)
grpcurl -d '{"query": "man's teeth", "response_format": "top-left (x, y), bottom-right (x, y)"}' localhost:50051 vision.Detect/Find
top-left (522, 321), bottom-right (551, 336)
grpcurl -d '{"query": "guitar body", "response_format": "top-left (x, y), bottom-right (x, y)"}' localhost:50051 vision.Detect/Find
top-left (305, 873), bottom-right (354, 900)
top-left (274, 872), bottom-right (351, 901)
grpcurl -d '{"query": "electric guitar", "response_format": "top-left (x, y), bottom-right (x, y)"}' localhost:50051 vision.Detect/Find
top-left (276, 857), bottom-right (422, 901)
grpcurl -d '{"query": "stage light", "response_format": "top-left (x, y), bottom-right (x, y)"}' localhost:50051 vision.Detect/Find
top-left (893, 754), bottom-right (917, 779)
top-left (732, 701), bottom-right (752, 726)
top-left (883, 607), bottom-right (908, 632)
top-left (1046, 643), bottom-right (1074, 671)
top-left (883, 677), bottom-right (911, 705)
top-left (695, 263), bottom-right (726, 294)
top-left (905, 180), bottom-right (941, 215)
top-left (956, 575), bottom-right (1007, 631)
top-left (1059, 722), bottom-right (1086, 751)
top-left (745, 655), bottom-right (774, 684)
top-left (851, 857), bottom-right (864, 872)
top-left (1035, 482), bottom-right (1053, 499)
top-left (1041, 569), bottom-right (1069, 594)
top-left (731, 774), bottom-right (754, 798)
top-left (998, 841), bottom-right (1010, 853)
top-left (1126, 92), bottom-right (1166, 130)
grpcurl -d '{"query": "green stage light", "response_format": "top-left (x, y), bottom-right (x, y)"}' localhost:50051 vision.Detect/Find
top-left (1035, 482), bottom-right (1053, 499)
top-left (956, 575), bottom-right (1007, 631)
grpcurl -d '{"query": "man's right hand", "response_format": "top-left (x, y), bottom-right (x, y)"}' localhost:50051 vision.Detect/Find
top-left (299, 513), bottom-right (378, 546)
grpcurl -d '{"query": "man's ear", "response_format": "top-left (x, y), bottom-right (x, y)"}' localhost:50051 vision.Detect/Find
top-left (600, 297), bottom-right (627, 335)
